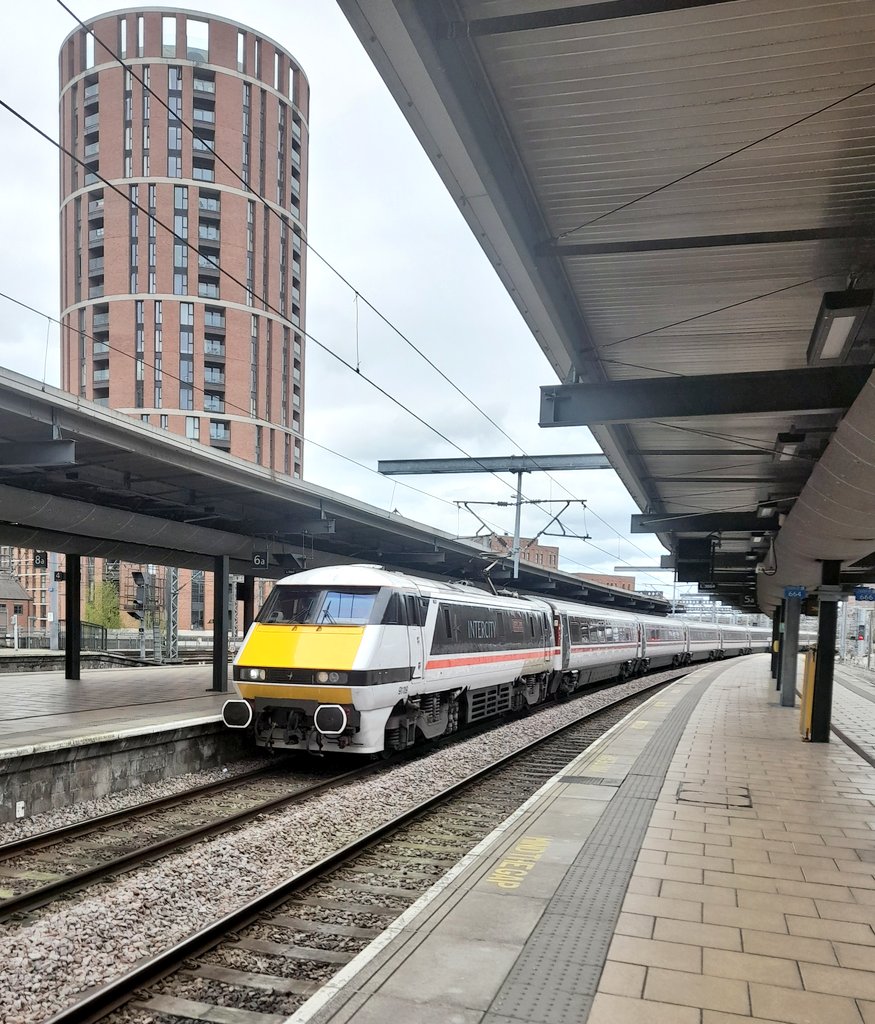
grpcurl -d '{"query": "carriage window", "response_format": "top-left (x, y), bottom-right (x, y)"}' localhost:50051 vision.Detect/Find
top-left (605, 626), bottom-right (613, 643)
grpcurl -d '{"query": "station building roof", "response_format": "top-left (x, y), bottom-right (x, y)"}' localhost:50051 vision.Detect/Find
top-left (337, 0), bottom-right (875, 612)
top-left (0, 367), bottom-right (669, 614)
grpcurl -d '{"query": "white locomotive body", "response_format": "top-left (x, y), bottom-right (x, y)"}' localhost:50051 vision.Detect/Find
top-left (223, 564), bottom-right (773, 755)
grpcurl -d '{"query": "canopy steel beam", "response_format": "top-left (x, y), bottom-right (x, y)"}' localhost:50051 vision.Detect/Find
top-left (444, 0), bottom-right (740, 36)
top-left (0, 440), bottom-right (75, 467)
top-left (540, 367), bottom-right (868, 425)
top-left (632, 512), bottom-right (780, 533)
top-left (549, 225), bottom-right (875, 256)
top-left (378, 454), bottom-right (610, 475)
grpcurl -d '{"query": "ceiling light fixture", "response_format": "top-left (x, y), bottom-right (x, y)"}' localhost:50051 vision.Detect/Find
top-left (807, 289), bottom-right (872, 365)
top-left (775, 431), bottom-right (806, 461)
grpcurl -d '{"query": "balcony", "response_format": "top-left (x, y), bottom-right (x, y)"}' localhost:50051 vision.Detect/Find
top-left (88, 283), bottom-right (104, 299)
top-left (93, 312), bottom-right (109, 329)
top-left (198, 280), bottom-right (220, 299)
top-left (88, 257), bottom-right (105, 275)
top-left (204, 367), bottom-right (225, 386)
top-left (192, 107), bottom-right (216, 124)
top-left (193, 165), bottom-right (215, 182)
top-left (83, 113), bottom-right (99, 132)
top-left (84, 141), bottom-right (100, 159)
top-left (93, 367), bottom-right (110, 383)
top-left (83, 82), bottom-right (99, 101)
top-left (88, 227), bottom-right (105, 244)
top-left (198, 252), bottom-right (220, 273)
top-left (204, 339), bottom-right (225, 357)
top-left (88, 198), bottom-right (104, 217)
top-left (193, 77), bottom-right (215, 93)
top-left (292, 121), bottom-right (301, 141)
top-left (93, 341), bottom-right (109, 356)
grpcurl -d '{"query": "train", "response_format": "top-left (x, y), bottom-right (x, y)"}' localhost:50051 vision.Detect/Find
top-left (221, 564), bottom-right (785, 756)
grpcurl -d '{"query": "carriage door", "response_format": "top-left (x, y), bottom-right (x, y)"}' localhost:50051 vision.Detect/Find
top-left (558, 613), bottom-right (570, 671)
top-left (404, 593), bottom-right (426, 680)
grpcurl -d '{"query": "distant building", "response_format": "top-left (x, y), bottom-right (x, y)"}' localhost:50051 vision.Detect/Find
top-left (573, 573), bottom-right (636, 592)
top-left (23, 8), bottom-right (312, 633)
top-left (466, 534), bottom-right (559, 570)
top-left (0, 571), bottom-right (34, 635)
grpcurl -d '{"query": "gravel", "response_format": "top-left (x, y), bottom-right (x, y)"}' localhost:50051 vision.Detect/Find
top-left (0, 675), bottom-right (670, 1024)
top-left (0, 757), bottom-right (271, 845)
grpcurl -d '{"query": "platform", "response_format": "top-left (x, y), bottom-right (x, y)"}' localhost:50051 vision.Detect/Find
top-left (0, 662), bottom-right (226, 756)
top-left (0, 664), bottom-right (242, 823)
top-left (291, 655), bottom-right (875, 1024)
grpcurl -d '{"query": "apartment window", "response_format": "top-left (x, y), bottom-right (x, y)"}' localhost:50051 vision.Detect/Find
top-left (162, 16), bottom-right (176, 58)
top-left (237, 30), bottom-right (245, 72)
top-left (190, 570), bottom-right (205, 630)
top-left (254, 38), bottom-right (261, 77)
top-left (250, 315), bottom-right (258, 416)
top-left (255, 425), bottom-right (262, 465)
top-left (137, 14), bottom-right (144, 55)
top-left (129, 184), bottom-right (138, 292)
top-left (185, 416), bottom-right (199, 439)
top-left (274, 52), bottom-right (280, 90)
top-left (186, 19), bottom-right (209, 61)
top-left (199, 191), bottom-right (220, 213)
top-left (119, 18), bottom-right (127, 58)
top-left (85, 32), bottom-right (95, 70)
top-left (160, 414), bottom-right (168, 429)
top-left (180, 387), bottom-right (193, 410)
top-left (140, 414), bottom-right (150, 423)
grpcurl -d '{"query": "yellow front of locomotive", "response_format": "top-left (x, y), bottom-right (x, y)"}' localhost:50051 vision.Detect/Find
top-left (223, 566), bottom-right (414, 754)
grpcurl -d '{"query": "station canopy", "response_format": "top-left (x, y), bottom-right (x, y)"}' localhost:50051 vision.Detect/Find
top-left (0, 367), bottom-right (668, 613)
top-left (338, 0), bottom-right (875, 612)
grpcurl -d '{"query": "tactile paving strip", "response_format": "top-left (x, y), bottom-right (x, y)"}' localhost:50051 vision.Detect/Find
top-left (560, 775), bottom-right (624, 786)
top-left (487, 667), bottom-right (721, 1024)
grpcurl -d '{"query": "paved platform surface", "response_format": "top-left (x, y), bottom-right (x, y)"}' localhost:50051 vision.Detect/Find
top-left (0, 664), bottom-right (228, 756)
top-left (292, 655), bottom-right (875, 1024)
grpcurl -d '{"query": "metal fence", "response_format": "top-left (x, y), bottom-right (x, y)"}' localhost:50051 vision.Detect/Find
top-left (1, 621), bottom-right (108, 651)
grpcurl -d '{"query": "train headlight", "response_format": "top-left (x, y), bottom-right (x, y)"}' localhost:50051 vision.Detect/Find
top-left (245, 668), bottom-right (266, 681)
top-left (315, 671), bottom-right (347, 684)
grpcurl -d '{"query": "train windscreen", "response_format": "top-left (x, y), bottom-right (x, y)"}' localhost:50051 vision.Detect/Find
top-left (257, 586), bottom-right (379, 625)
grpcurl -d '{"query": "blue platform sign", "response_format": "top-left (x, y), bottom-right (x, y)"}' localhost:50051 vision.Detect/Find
top-left (854, 586), bottom-right (875, 602)
top-left (784, 585), bottom-right (807, 600)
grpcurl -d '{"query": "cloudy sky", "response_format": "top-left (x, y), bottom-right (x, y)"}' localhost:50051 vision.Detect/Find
top-left (0, 1), bottom-right (679, 593)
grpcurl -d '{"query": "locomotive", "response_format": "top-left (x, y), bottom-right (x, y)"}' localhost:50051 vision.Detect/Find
top-left (222, 564), bottom-right (771, 755)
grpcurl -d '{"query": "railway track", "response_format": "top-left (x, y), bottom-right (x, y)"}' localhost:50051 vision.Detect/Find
top-left (0, 761), bottom-right (377, 921)
top-left (44, 677), bottom-right (675, 1024)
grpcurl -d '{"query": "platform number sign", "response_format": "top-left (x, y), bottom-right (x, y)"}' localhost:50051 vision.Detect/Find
top-left (33, 551), bottom-right (48, 569)
top-left (854, 586), bottom-right (875, 602)
top-left (252, 551), bottom-right (268, 570)
top-left (783, 585), bottom-right (807, 600)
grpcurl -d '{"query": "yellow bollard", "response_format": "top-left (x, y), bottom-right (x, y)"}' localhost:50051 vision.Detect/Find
top-left (800, 647), bottom-right (817, 739)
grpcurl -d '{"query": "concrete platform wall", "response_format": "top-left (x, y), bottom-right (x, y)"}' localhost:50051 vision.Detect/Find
top-left (0, 722), bottom-right (250, 822)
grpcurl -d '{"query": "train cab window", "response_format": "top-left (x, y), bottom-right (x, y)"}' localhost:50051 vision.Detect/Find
top-left (403, 594), bottom-right (428, 627)
top-left (604, 625), bottom-right (614, 643)
top-left (381, 592), bottom-right (406, 625)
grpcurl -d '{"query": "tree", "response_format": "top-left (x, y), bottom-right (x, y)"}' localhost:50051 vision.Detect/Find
top-left (84, 581), bottom-right (122, 629)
